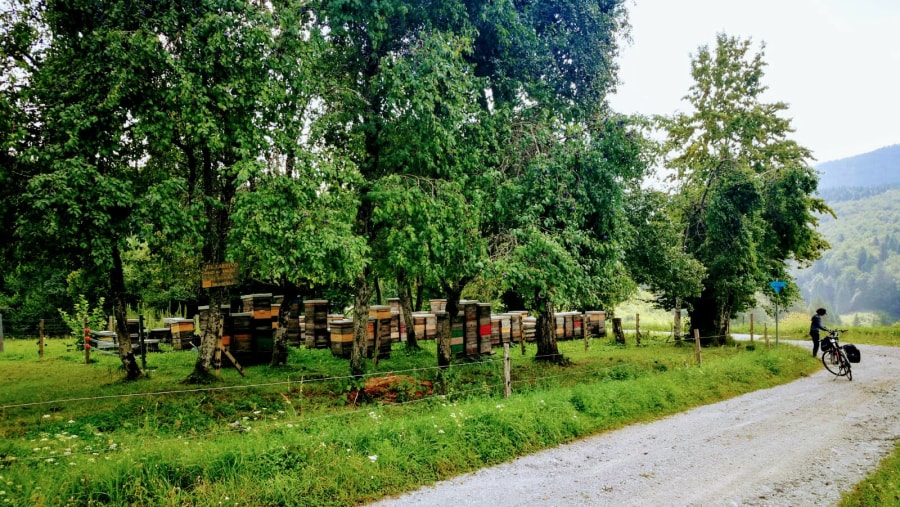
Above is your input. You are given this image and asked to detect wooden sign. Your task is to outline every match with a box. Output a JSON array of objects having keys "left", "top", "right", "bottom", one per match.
[{"left": 202, "top": 262, "right": 239, "bottom": 288}]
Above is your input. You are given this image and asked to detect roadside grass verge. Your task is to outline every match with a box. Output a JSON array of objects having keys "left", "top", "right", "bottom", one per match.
[
  {"left": 0, "top": 336, "right": 820, "bottom": 506},
  {"left": 730, "top": 314, "right": 900, "bottom": 348},
  {"left": 840, "top": 440, "right": 900, "bottom": 507}
]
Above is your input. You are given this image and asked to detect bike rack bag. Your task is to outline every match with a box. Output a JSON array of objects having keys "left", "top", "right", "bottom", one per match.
[{"left": 842, "top": 344, "right": 861, "bottom": 363}]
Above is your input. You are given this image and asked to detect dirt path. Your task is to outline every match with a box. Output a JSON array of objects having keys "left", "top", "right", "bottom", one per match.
[{"left": 370, "top": 342, "right": 900, "bottom": 507}]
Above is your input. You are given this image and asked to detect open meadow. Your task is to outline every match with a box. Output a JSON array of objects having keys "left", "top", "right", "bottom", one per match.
[{"left": 0, "top": 332, "right": 826, "bottom": 507}]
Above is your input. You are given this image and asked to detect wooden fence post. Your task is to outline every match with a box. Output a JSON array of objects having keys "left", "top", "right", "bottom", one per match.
[
  {"left": 39, "top": 319, "right": 44, "bottom": 359},
  {"left": 503, "top": 343, "right": 511, "bottom": 398},
  {"left": 520, "top": 319, "right": 526, "bottom": 356},
  {"left": 693, "top": 328, "right": 702, "bottom": 366},
  {"left": 84, "top": 319, "right": 91, "bottom": 364},
  {"left": 673, "top": 306, "right": 682, "bottom": 341},
  {"left": 0, "top": 313, "right": 4, "bottom": 353},
  {"left": 583, "top": 312, "right": 589, "bottom": 351},
  {"left": 764, "top": 323, "right": 769, "bottom": 349},
  {"left": 635, "top": 313, "right": 641, "bottom": 346}
]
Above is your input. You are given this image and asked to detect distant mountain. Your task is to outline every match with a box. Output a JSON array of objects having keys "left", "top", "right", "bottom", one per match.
[
  {"left": 815, "top": 144, "right": 900, "bottom": 189},
  {"left": 793, "top": 145, "right": 900, "bottom": 323}
]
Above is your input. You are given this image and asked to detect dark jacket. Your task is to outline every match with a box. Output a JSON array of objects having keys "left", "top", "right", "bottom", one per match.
[{"left": 810, "top": 314, "right": 828, "bottom": 336}]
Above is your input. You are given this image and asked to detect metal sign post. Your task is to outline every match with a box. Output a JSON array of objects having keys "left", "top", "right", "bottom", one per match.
[{"left": 769, "top": 281, "right": 787, "bottom": 347}]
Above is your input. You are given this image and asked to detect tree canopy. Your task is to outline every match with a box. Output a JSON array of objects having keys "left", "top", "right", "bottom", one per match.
[
  {"left": 1, "top": 2, "right": 845, "bottom": 383},
  {"left": 661, "top": 34, "right": 832, "bottom": 342}
]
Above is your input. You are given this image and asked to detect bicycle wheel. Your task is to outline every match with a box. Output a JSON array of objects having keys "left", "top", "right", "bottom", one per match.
[
  {"left": 822, "top": 348, "right": 843, "bottom": 376},
  {"left": 841, "top": 354, "right": 852, "bottom": 381}
]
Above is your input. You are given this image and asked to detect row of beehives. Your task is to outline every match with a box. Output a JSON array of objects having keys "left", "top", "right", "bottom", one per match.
[
  {"left": 192, "top": 294, "right": 608, "bottom": 361},
  {"left": 292, "top": 298, "right": 608, "bottom": 359}
]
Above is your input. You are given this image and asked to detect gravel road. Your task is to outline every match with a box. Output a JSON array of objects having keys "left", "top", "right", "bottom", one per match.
[{"left": 369, "top": 341, "right": 900, "bottom": 507}]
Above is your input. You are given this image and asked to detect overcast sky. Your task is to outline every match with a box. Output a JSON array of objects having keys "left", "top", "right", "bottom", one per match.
[{"left": 608, "top": 0, "right": 900, "bottom": 164}]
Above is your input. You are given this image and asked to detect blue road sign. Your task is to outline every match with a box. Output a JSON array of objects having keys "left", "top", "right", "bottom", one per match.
[{"left": 769, "top": 281, "right": 787, "bottom": 293}]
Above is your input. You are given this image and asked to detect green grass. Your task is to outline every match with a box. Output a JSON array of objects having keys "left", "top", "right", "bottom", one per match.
[
  {"left": 730, "top": 312, "right": 900, "bottom": 347},
  {"left": 840, "top": 440, "right": 900, "bottom": 507},
  {"left": 0, "top": 334, "right": 866, "bottom": 506}
]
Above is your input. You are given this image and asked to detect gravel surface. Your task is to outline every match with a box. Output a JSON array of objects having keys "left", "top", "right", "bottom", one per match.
[{"left": 369, "top": 341, "right": 900, "bottom": 507}]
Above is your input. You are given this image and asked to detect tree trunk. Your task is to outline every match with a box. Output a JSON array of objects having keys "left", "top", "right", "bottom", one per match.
[
  {"left": 187, "top": 146, "right": 234, "bottom": 383},
  {"left": 269, "top": 278, "right": 294, "bottom": 366},
  {"left": 612, "top": 317, "right": 626, "bottom": 344},
  {"left": 673, "top": 299, "right": 682, "bottom": 342},
  {"left": 414, "top": 281, "right": 424, "bottom": 312},
  {"left": 686, "top": 288, "right": 729, "bottom": 346},
  {"left": 190, "top": 286, "right": 224, "bottom": 382},
  {"left": 534, "top": 290, "right": 562, "bottom": 363},
  {"left": 398, "top": 270, "right": 419, "bottom": 350},
  {"left": 110, "top": 244, "right": 142, "bottom": 380},
  {"left": 436, "top": 311, "right": 451, "bottom": 368},
  {"left": 351, "top": 267, "right": 372, "bottom": 378}
]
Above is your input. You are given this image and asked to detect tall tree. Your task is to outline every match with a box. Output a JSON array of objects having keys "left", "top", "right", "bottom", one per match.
[
  {"left": 492, "top": 113, "right": 645, "bottom": 362},
  {"left": 312, "top": 0, "right": 481, "bottom": 376},
  {"left": 7, "top": 0, "right": 183, "bottom": 378},
  {"left": 662, "top": 34, "right": 832, "bottom": 343}
]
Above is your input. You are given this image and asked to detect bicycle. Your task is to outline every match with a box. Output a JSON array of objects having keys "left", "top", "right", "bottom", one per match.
[{"left": 820, "top": 329, "right": 851, "bottom": 381}]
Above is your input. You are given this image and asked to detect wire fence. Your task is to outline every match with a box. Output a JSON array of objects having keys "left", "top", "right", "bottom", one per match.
[
  {"left": 0, "top": 313, "right": 71, "bottom": 339},
  {"left": 0, "top": 322, "right": 744, "bottom": 473}
]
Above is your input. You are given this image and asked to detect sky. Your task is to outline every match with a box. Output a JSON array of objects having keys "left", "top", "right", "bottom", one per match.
[{"left": 608, "top": 0, "right": 900, "bottom": 164}]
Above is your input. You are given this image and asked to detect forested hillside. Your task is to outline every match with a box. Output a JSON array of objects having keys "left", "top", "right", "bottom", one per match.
[{"left": 795, "top": 186, "right": 900, "bottom": 321}]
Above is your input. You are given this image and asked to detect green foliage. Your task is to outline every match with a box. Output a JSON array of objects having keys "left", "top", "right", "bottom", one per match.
[
  {"left": 57, "top": 294, "right": 106, "bottom": 347},
  {"left": 623, "top": 189, "right": 705, "bottom": 309},
  {"left": 662, "top": 34, "right": 831, "bottom": 339}
]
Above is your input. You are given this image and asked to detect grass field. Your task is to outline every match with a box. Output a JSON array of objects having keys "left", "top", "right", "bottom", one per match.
[{"left": 0, "top": 332, "right": 824, "bottom": 506}]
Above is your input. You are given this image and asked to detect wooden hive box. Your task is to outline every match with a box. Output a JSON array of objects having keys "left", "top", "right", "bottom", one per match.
[
  {"left": 499, "top": 314, "right": 511, "bottom": 344},
  {"left": 412, "top": 312, "right": 428, "bottom": 340},
  {"left": 523, "top": 316, "right": 537, "bottom": 342},
  {"left": 429, "top": 299, "right": 447, "bottom": 313},
  {"left": 270, "top": 303, "right": 281, "bottom": 329},
  {"left": 241, "top": 293, "right": 272, "bottom": 320},
  {"left": 329, "top": 319, "right": 354, "bottom": 358},
  {"left": 164, "top": 318, "right": 195, "bottom": 350},
  {"left": 554, "top": 312, "right": 565, "bottom": 339},
  {"left": 304, "top": 299, "right": 330, "bottom": 349},
  {"left": 586, "top": 310, "right": 607, "bottom": 337},
  {"left": 450, "top": 317, "right": 464, "bottom": 355},
  {"left": 490, "top": 316, "right": 502, "bottom": 347},
  {"left": 425, "top": 313, "right": 436, "bottom": 340}
]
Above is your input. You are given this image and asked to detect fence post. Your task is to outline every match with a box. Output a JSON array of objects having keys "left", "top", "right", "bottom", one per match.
[
  {"left": 693, "top": 328, "right": 702, "bottom": 366},
  {"left": 635, "top": 313, "right": 641, "bottom": 346},
  {"left": 520, "top": 320, "right": 526, "bottom": 356},
  {"left": 583, "top": 312, "right": 589, "bottom": 351},
  {"left": 1, "top": 312, "right": 5, "bottom": 353},
  {"left": 764, "top": 323, "right": 769, "bottom": 349},
  {"left": 39, "top": 319, "right": 45, "bottom": 358},
  {"left": 84, "top": 319, "right": 91, "bottom": 365},
  {"left": 139, "top": 314, "right": 147, "bottom": 370},
  {"left": 750, "top": 313, "right": 754, "bottom": 342},
  {"left": 503, "top": 342, "right": 511, "bottom": 398}
]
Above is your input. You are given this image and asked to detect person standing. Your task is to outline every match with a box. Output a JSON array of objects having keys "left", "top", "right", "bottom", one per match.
[{"left": 809, "top": 308, "right": 829, "bottom": 356}]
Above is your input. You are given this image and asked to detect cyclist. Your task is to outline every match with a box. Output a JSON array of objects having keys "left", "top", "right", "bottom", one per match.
[{"left": 809, "top": 307, "right": 830, "bottom": 357}]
